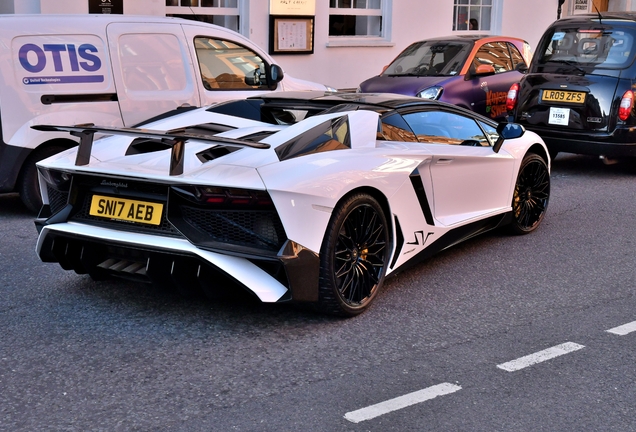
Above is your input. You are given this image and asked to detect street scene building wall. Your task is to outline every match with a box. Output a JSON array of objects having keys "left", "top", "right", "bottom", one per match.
[{"left": 1, "top": 0, "right": 633, "bottom": 89}]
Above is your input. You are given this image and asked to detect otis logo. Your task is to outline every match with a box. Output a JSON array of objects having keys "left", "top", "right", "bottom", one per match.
[
  {"left": 19, "top": 43, "right": 101, "bottom": 72},
  {"left": 19, "top": 42, "right": 104, "bottom": 85}
]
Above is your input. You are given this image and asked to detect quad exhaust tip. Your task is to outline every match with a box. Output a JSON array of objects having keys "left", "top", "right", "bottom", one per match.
[{"left": 97, "top": 258, "right": 147, "bottom": 276}]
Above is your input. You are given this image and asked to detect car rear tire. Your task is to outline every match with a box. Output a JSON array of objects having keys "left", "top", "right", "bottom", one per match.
[
  {"left": 316, "top": 193, "right": 389, "bottom": 316},
  {"left": 18, "top": 145, "right": 67, "bottom": 213},
  {"left": 510, "top": 153, "right": 550, "bottom": 234}
]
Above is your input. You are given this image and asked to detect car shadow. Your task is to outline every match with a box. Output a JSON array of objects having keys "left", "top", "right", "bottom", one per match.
[
  {"left": 551, "top": 152, "right": 636, "bottom": 177},
  {"left": 63, "top": 274, "right": 346, "bottom": 327},
  {"left": 0, "top": 193, "right": 33, "bottom": 216}
]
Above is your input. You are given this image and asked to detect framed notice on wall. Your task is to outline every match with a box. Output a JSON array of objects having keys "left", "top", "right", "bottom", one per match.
[
  {"left": 269, "top": 16, "right": 315, "bottom": 54},
  {"left": 89, "top": 0, "right": 123, "bottom": 14}
]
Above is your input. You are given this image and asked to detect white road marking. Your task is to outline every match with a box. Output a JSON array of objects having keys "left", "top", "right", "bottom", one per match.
[
  {"left": 496, "top": 342, "right": 585, "bottom": 372},
  {"left": 606, "top": 321, "right": 636, "bottom": 335},
  {"left": 344, "top": 382, "right": 462, "bottom": 423}
]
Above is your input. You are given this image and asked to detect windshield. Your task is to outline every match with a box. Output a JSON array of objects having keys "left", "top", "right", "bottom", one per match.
[
  {"left": 382, "top": 40, "right": 472, "bottom": 77},
  {"left": 537, "top": 25, "right": 636, "bottom": 70}
]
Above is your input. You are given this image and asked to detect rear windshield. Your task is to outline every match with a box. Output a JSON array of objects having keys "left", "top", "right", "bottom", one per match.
[
  {"left": 382, "top": 41, "right": 472, "bottom": 77},
  {"left": 536, "top": 24, "right": 636, "bottom": 71}
]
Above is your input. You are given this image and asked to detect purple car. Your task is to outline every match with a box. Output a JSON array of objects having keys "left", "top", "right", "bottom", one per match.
[{"left": 358, "top": 35, "right": 531, "bottom": 121}]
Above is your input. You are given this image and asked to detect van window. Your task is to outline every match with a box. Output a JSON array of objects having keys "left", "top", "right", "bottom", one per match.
[
  {"left": 194, "top": 37, "right": 269, "bottom": 91},
  {"left": 119, "top": 33, "right": 188, "bottom": 91},
  {"left": 537, "top": 26, "right": 636, "bottom": 69}
]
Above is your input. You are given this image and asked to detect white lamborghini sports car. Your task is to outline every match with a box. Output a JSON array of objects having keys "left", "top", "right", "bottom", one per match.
[{"left": 33, "top": 92, "right": 550, "bottom": 316}]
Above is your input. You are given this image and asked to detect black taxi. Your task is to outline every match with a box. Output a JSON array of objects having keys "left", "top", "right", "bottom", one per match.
[{"left": 506, "top": 12, "right": 636, "bottom": 161}]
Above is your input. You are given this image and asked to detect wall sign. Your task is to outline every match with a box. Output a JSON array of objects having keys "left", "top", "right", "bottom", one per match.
[
  {"left": 89, "top": 0, "right": 123, "bottom": 14},
  {"left": 270, "top": 0, "right": 315, "bottom": 16},
  {"left": 573, "top": 0, "right": 589, "bottom": 14}
]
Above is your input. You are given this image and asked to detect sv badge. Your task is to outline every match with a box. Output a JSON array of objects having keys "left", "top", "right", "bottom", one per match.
[{"left": 407, "top": 231, "right": 434, "bottom": 246}]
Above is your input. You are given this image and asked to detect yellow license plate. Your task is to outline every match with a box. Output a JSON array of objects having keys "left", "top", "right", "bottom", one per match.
[
  {"left": 89, "top": 194, "right": 163, "bottom": 225},
  {"left": 542, "top": 90, "right": 586, "bottom": 104}
]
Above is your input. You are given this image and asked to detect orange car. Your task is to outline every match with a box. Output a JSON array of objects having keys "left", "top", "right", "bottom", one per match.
[{"left": 358, "top": 35, "right": 532, "bottom": 121}]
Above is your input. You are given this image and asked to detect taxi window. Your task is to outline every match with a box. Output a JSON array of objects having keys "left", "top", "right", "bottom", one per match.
[{"left": 538, "top": 26, "right": 636, "bottom": 69}]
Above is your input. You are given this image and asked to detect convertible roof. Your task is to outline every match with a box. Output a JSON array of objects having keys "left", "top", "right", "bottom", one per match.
[
  {"left": 252, "top": 91, "right": 428, "bottom": 108},
  {"left": 206, "top": 91, "right": 490, "bottom": 126},
  {"left": 210, "top": 90, "right": 442, "bottom": 114}
]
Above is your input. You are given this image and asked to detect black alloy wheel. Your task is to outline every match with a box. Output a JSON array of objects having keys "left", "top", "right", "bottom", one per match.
[
  {"left": 510, "top": 153, "right": 550, "bottom": 234},
  {"left": 317, "top": 193, "right": 389, "bottom": 316}
]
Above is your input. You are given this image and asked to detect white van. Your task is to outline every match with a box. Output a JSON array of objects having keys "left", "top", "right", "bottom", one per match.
[{"left": 0, "top": 14, "right": 333, "bottom": 211}]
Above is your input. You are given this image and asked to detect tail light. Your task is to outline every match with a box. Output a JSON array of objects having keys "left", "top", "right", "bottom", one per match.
[
  {"left": 506, "top": 83, "right": 519, "bottom": 112},
  {"left": 618, "top": 90, "right": 634, "bottom": 121},
  {"left": 38, "top": 167, "right": 72, "bottom": 192},
  {"left": 171, "top": 185, "right": 274, "bottom": 208}
]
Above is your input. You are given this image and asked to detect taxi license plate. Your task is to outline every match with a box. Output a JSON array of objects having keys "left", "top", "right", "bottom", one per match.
[
  {"left": 89, "top": 194, "right": 163, "bottom": 225},
  {"left": 542, "top": 89, "right": 586, "bottom": 104}
]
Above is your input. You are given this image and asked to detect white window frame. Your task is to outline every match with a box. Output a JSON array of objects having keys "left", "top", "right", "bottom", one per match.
[
  {"left": 165, "top": 0, "right": 247, "bottom": 36},
  {"left": 327, "top": 0, "right": 394, "bottom": 48},
  {"left": 452, "top": 0, "right": 502, "bottom": 34}
]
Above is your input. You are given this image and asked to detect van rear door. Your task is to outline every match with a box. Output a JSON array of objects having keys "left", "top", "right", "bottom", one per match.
[{"left": 107, "top": 22, "right": 200, "bottom": 126}]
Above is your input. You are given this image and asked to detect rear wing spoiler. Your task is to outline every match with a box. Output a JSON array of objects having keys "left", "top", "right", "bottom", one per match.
[{"left": 31, "top": 123, "right": 270, "bottom": 176}]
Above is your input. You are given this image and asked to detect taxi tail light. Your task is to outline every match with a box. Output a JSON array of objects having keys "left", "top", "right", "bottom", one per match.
[
  {"left": 618, "top": 90, "right": 634, "bottom": 121},
  {"left": 506, "top": 83, "right": 519, "bottom": 112}
]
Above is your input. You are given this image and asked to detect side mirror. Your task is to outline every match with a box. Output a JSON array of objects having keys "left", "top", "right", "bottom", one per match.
[
  {"left": 269, "top": 64, "right": 285, "bottom": 85},
  {"left": 474, "top": 64, "right": 496, "bottom": 76},
  {"left": 515, "top": 63, "right": 529, "bottom": 73},
  {"left": 244, "top": 67, "right": 262, "bottom": 86},
  {"left": 493, "top": 122, "right": 525, "bottom": 153}
]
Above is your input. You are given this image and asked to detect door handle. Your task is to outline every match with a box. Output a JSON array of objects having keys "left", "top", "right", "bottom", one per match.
[{"left": 436, "top": 158, "right": 453, "bottom": 164}]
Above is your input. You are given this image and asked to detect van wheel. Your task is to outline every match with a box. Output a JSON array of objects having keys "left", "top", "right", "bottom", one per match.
[{"left": 18, "top": 145, "right": 67, "bottom": 213}]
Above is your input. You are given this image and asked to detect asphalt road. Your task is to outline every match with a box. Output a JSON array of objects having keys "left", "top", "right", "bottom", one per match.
[{"left": 1, "top": 153, "right": 635, "bottom": 431}]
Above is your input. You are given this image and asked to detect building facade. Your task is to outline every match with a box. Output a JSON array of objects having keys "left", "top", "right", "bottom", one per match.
[{"left": 0, "top": 0, "right": 633, "bottom": 90}]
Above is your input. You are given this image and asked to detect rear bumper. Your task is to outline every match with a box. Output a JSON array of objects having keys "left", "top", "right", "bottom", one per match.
[
  {"left": 522, "top": 127, "right": 636, "bottom": 157},
  {"left": 544, "top": 136, "right": 636, "bottom": 157},
  {"left": 35, "top": 222, "right": 320, "bottom": 303}
]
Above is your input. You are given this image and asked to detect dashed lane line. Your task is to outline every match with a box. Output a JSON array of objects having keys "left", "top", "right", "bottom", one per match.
[
  {"left": 344, "top": 382, "right": 462, "bottom": 423},
  {"left": 496, "top": 342, "right": 585, "bottom": 372},
  {"left": 345, "top": 327, "right": 628, "bottom": 423},
  {"left": 606, "top": 321, "right": 636, "bottom": 336}
]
